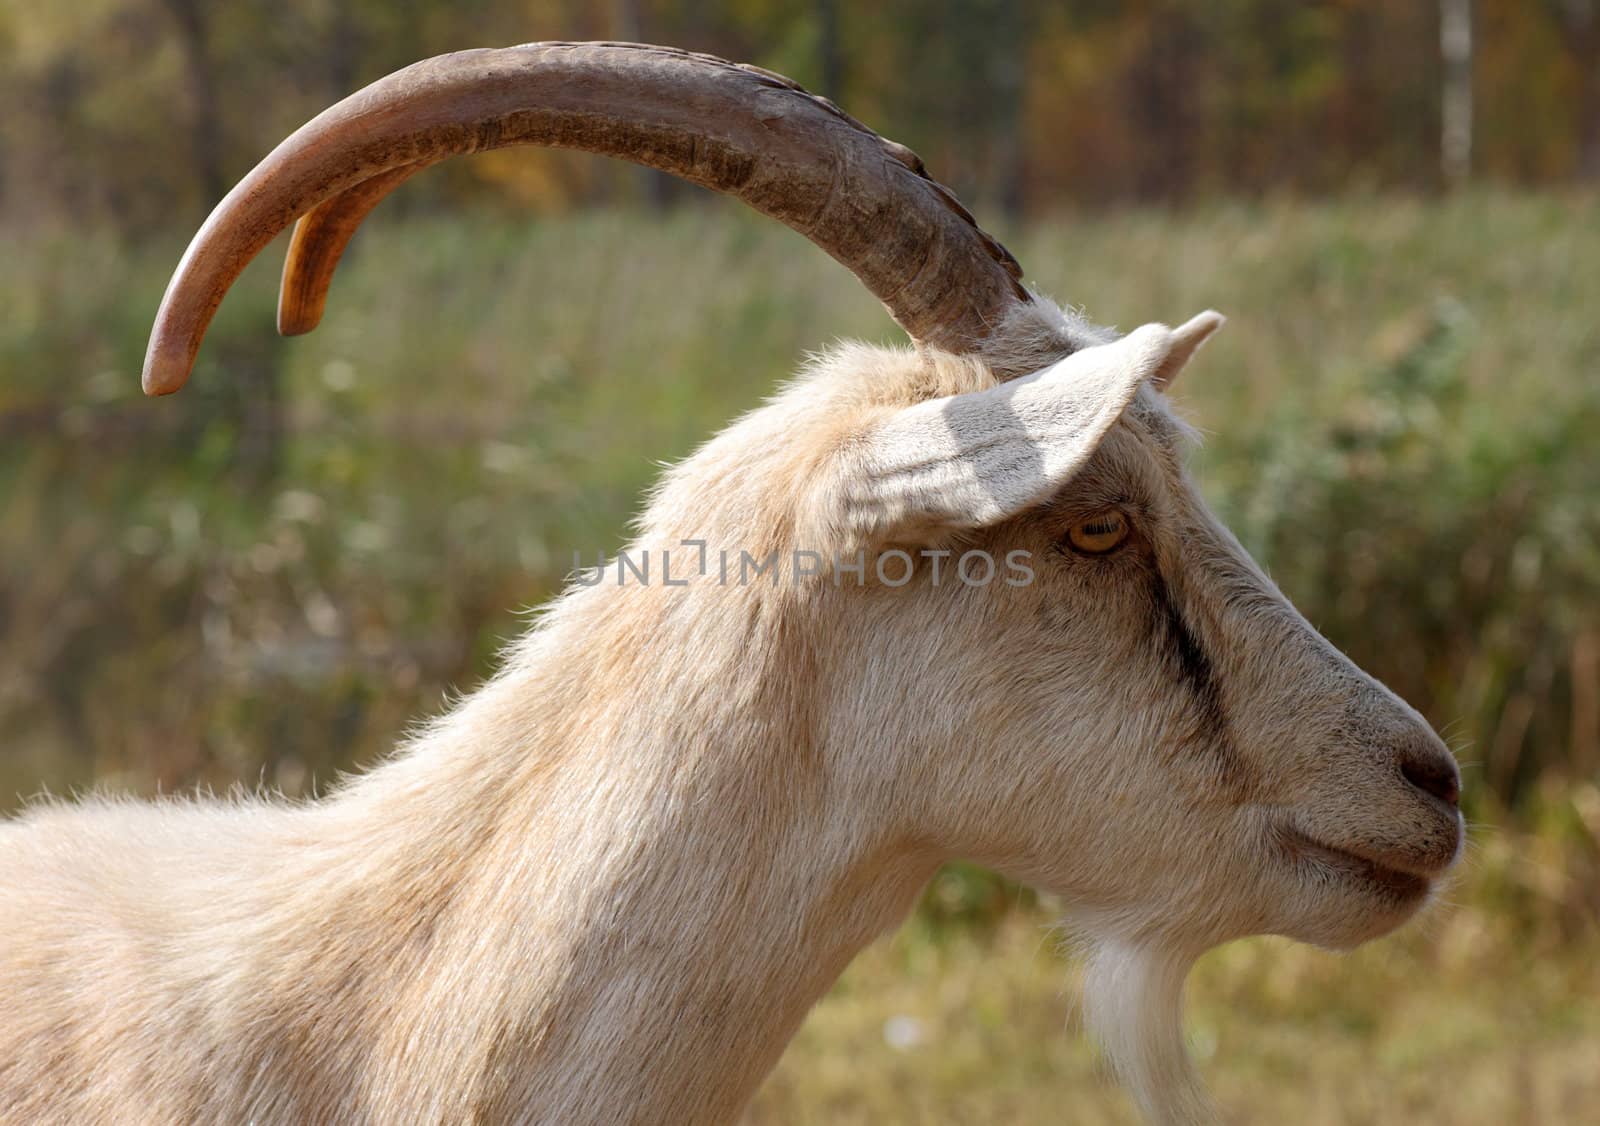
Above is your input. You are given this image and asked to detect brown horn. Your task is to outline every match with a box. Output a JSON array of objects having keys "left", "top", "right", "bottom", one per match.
[
  {"left": 143, "top": 41, "right": 1029, "bottom": 396},
  {"left": 276, "top": 163, "right": 424, "bottom": 337}
]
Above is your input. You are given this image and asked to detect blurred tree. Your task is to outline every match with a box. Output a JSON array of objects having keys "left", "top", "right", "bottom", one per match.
[
  {"left": 1440, "top": 0, "right": 1474, "bottom": 186},
  {"left": 0, "top": 1, "right": 1597, "bottom": 230},
  {"left": 815, "top": 0, "right": 842, "bottom": 98},
  {"left": 1123, "top": 0, "right": 1202, "bottom": 203},
  {"left": 157, "top": 0, "right": 224, "bottom": 205},
  {"left": 1550, "top": 0, "right": 1600, "bottom": 178},
  {"left": 846, "top": 0, "right": 1029, "bottom": 213}
]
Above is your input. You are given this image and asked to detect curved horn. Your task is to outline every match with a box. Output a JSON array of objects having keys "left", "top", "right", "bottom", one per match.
[
  {"left": 144, "top": 41, "right": 1029, "bottom": 396},
  {"left": 276, "top": 163, "right": 424, "bottom": 337}
]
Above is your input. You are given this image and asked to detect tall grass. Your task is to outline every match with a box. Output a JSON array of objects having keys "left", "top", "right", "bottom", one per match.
[{"left": 3, "top": 190, "right": 1598, "bottom": 1123}]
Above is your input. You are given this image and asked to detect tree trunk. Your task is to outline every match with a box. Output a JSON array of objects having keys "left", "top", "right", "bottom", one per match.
[
  {"left": 1439, "top": 0, "right": 1474, "bottom": 188},
  {"left": 1128, "top": 9, "right": 1199, "bottom": 204},
  {"left": 816, "top": 0, "right": 843, "bottom": 100},
  {"left": 325, "top": 3, "right": 361, "bottom": 100},
  {"left": 1580, "top": 60, "right": 1600, "bottom": 178},
  {"left": 159, "top": 0, "right": 226, "bottom": 206},
  {"left": 1573, "top": 13, "right": 1600, "bottom": 178},
  {"left": 1549, "top": 0, "right": 1600, "bottom": 178},
  {"left": 988, "top": 1, "right": 1027, "bottom": 218}
]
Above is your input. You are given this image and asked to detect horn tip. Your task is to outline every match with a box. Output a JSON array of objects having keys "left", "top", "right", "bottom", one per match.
[
  {"left": 141, "top": 341, "right": 193, "bottom": 397},
  {"left": 276, "top": 301, "right": 322, "bottom": 338}
]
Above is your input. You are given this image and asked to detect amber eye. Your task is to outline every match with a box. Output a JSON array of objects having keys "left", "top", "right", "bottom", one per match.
[{"left": 1066, "top": 509, "right": 1131, "bottom": 554}]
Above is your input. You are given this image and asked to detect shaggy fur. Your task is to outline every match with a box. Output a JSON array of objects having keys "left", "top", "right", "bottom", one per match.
[{"left": 0, "top": 296, "right": 1461, "bottom": 1125}]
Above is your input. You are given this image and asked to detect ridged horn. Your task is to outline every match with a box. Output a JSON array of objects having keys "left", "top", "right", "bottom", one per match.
[{"left": 143, "top": 41, "right": 1029, "bottom": 396}]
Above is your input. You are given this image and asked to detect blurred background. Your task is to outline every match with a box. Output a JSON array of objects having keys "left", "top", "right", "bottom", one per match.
[{"left": 1, "top": 1, "right": 1597, "bottom": 1121}]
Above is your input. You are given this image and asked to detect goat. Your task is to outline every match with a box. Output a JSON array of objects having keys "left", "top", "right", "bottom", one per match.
[{"left": 0, "top": 42, "right": 1463, "bottom": 1125}]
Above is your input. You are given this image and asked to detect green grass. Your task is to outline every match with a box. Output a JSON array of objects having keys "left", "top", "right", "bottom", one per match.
[{"left": 2, "top": 191, "right": 1598, "bottom": 1121}]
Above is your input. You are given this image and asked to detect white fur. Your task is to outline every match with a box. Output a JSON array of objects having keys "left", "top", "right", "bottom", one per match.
[{"left": 1083, "top": 941, "right": 1210, "bottom": 1125}]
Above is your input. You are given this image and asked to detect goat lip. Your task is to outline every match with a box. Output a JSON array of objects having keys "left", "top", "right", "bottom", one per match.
[{"left": 1274, "top": 826, "right": 1434, "bottom": 898}]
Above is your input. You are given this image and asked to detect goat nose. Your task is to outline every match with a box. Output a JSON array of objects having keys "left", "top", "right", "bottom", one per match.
[{"left": 1400, "top": 742, "right": 1461, "bottom": 808}]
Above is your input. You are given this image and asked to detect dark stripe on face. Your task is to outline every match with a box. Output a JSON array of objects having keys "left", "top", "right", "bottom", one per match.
[{"left": 1146, "top": 567, "right": 1238, "bottom": 772}]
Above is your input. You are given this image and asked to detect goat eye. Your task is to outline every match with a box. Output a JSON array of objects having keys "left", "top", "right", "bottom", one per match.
[{"left": 1066, "top": 509, "right": 1130, "bottom": 554}]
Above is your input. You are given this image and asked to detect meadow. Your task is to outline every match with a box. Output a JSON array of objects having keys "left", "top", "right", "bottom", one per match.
[{"left": 2, "top": 190, "right": 1597, "bottom": 1121}]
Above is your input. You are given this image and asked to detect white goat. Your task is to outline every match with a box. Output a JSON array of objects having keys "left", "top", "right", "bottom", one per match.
[{"left": 0, "top": 42, "right": 1462, "bottom": 1126}]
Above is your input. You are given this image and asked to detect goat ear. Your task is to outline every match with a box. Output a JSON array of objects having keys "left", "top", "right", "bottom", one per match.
[
  {"left": 1150, "top": 309, "right": 1225, "bottom": 392},
  {"left": 843, "top": 322, "right": 1180, "bottom": 537}
]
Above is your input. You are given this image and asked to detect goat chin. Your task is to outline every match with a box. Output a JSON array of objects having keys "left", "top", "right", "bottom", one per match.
[{"left": 1081, "top": 939, "right": 1215, "bottom": 1126}]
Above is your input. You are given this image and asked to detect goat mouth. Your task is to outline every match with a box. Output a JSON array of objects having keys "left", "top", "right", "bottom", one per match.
[{"left": 1274, "top": 826, "right": 1432, "bottom": 900}]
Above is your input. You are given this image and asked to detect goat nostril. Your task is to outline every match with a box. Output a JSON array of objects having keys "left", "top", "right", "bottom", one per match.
[{"left": 1402, "top": 754, "right": 1460, "bottom": 808}]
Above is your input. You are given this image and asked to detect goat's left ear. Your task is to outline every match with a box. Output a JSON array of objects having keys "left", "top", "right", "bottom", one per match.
[
  {"left": 838, "top": 321, "right": 1185, "bottom": 541},
  {"left": 1150, "top": 309, "right": 1225, "bottom": 392}
]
